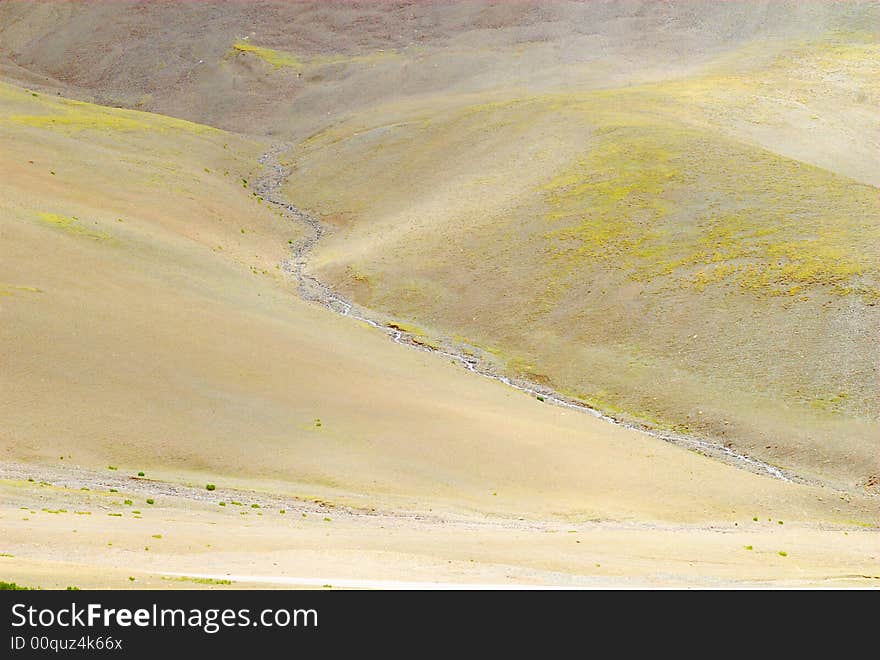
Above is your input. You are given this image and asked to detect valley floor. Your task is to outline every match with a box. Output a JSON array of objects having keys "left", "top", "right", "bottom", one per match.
[{"left": 1, "top": 462, "right": 878, "bottom": 590}]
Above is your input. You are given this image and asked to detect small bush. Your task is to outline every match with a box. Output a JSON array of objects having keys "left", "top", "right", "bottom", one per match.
[
  {"left": 124, "top": 500, "right": 132, "bottom": 506},
  {"left": 778, "top": 551, "right": 788, "bottom": 557},
  {"left": 206, "top": 484, "right": 216, "bottom": 491},
  {"left": 251, "top": 503, "right": 260, "bottom": 509},
  {"left": 108, "top": 466, "right": 118, "bottom": 471},
  {"left": 219, "top": 502, "right": 226, "bottom": 507},
  {"left": 66, "top": 586, "right": 79, "bottom": 591},
  {"left": 137, "top": 471, "right": 145, "bottom": 477},
  {"left": 146, "top": 499, "right": 154, "bottom": 505}
]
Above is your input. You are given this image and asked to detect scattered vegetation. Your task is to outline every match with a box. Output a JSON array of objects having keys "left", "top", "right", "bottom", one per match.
[
  {"left": 231, "top": 41, "right": 303, "bottom": 69},
  {"left": 34, "top": 212, "right": 114, "bottom": 242},
  {"left": 163, "top": 576, "right": 233, "bottom": 586}
]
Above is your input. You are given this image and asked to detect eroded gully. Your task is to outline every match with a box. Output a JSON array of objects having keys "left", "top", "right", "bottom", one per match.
[{"left": 254, "top": 143, "right": 796, "bottom": 484}]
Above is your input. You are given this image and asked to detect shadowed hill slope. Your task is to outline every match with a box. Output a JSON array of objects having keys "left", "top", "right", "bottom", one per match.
[{"left": 2, "top": 0, "right": 875, "bottom": 140}]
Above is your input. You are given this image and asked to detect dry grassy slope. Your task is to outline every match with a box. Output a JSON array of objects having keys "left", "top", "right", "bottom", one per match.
[
  {"left": 2, "top": 1, "right": 876, "bottom": 493},
  {"left": 2, "top": 79, "right": 876, "bottom": 528},
  {"left": 280, "top": 30, "right": 880, "bottom": 492}
]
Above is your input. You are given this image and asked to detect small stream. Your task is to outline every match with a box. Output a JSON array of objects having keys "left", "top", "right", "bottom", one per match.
[{"left": 255, "top": 144, "right": 795, "bottom": 484}]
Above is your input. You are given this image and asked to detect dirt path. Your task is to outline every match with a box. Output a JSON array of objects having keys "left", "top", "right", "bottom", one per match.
[
  {"left": 0, "top": 460, "right": 733, "bottom": 535},
  {"left": 254, "top": 144, "right": 802, "bottom": 485}
]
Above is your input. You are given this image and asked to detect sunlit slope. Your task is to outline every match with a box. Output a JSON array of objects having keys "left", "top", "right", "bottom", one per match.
[
  {"left": 282, "top": 33, "right": 880, "bottom": 492},
  {"left": 2, "top": 81, "right": 874, "bottom": 525}
]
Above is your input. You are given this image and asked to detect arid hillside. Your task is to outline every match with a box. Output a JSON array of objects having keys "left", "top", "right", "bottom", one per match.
[
  {"left": 3, "top": 0, "right": 879, "bottom": 488},
  {"left": 0, "top": 1, "right": 877, "bottom": 588}
]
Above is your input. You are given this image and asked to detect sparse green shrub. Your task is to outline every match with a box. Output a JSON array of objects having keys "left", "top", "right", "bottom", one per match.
[
  {"left": 206, "top": 484, "right": 216, "bottom": 491},
  {"left": 137, "top": 471, "right": 145, "bottom": 477},
  {"left": 146, "top": 499, "right": 154, "bottom": 505}
]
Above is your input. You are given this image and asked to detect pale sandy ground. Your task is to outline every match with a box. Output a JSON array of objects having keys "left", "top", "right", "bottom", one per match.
[{"left": 1, "top": 472, "right": 878, "bottom": 589}]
